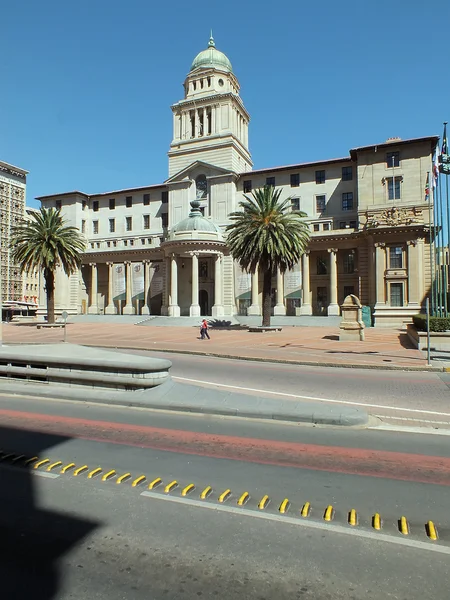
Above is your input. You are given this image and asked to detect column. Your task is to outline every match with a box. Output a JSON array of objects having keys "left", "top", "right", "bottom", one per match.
[
  {"left": 299, "top": 251, "right": 312, "bottom": 315},
  {"left": 212, "top": 253, "right": 224, "bottom": 317},
  {"left": 247, "top": 269, "right": 261, "bottom": 315},
  {"left": 123, "top": 261, "right": 135, "bottom": 314},
  {"left": 161, "top": 257, "right": 170, "bottom": 316},
  {"left": 181, "top": 113, "right": 186, "bottom": 139},
  {"left": 274, "top": 268, "right": 286, "bottom": 315},
  {"left": 194, "top": 109, "right": 199, "bottom": 138},
  {"left": 374, "top": 243, "right": 386, "bottom": 306},
  {"left": 202, "top": 107, "right": 207, "bottom": 136},
  {"left": 88, "top": 263, "right": 98, "bottom": 314},
  {"left": 327, "top": 248, "right": 340, "bottom": 315},
  {"left": 168, "top": 254, "right": 180, "bottom": 317},
  {"left": 211, "top": 106, "right": 216, "bottom": 134},
  {"left": 407, "top": 240, "right": 421, "bottom": 308},
  {"left": 190, "top": 252, "right": 200, "bottom": 316},
  {"left": 105, "top": 262, "right": 116, "bottom": 315},
  {"left": 141, "top": 260, "right": 151, "bottom": 315}
]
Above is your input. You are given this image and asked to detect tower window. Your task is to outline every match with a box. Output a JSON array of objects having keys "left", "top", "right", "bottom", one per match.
[
  {"left": 126, "top": 196, "right": 132, "bottom": 208},
  {"left": 195, "top": 174, "right": 207, "bottom": 199},
  {"left": 207, "top": 77, "right": 211, "bottom": 86}
]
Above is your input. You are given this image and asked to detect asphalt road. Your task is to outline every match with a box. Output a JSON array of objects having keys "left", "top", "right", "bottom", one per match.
[
  {"left": 0, "top": 392, "right": 450, "bottom": 598},
  {"left": 122, "top": 350, "right": 450, "bottom": 428}
]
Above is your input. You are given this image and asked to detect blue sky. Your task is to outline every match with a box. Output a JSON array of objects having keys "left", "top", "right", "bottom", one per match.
[{"left": 1, "top": 0, "right": 448, "bottom": 208}]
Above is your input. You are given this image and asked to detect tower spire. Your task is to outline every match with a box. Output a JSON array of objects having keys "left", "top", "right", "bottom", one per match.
[{"left": 208, "top": 31, "right": 215, "bottom": 47}]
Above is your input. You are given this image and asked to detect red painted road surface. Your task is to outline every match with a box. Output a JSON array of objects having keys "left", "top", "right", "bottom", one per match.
[{"left": 1, "top": 408, "right": 450, "bottom": 486}]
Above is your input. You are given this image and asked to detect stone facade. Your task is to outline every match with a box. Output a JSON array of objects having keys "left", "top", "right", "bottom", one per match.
[{"left": 35, "top": 39, "right": 438, "bottom": 327}]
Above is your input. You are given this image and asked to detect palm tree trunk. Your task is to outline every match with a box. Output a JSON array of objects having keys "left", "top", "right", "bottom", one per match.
[
  {"left": 44, "top": 268, "right": 55, "bottom": 324},
  {"left": 262, "top": 268, "right": 273, "bottom": 327}
]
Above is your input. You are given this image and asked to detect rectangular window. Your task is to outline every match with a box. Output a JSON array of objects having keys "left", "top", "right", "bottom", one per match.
[
  {"left": 130, "top": 239, "right": 134, "bottom": 246},
  {"left": 389, "top": 246, "right": 403, "bottom": 269},
  {"left": 109, "top": 198, "right": 115, "bottom": 210},
  {"left": 243, "top": 180, "right": 252, "bottom": 193},
  {"left": 291, "top": 197, "right": 300, "bottom": 211},
  {"left": 342, "top": 192, "right": 354, "bottom": 211},
  {"left": 390, "top": 282, "right": 403, "bottom": 307},
  {"left": 344, "top": 285, "right": 355, "bottom": 298},
  {"left": 81, "top": 220, "right": 86, "bottom": 234},
  {"left": 387, "top": 177, "right": 401, "bottom": 200},
  {"left": 161, "top": 191, "right": 168, "bottom": 203},
  {"left": 93, "top": 220, "right": 99, "bottom": 234},
  {"left": 386, "top": 151, "right": 400, "bottom": 168},
  {"left": 141, "top": 238, "right": 146, "bottom": 245},
  {"left": 290, "top": 173, "right": 300, "bottom": 187},
  {"left": 323, "top": 223, "right": 330, "bottom": 231},
  {"left": 93, "top": 200, "right": 99, "bottom": 212},
  {"left": 339, "top": 221, "right": 347, "bottom": 229},
  {"left": 315, "top": 170, "right": 325, "bottom": 184},
  {"left": 342, "top": 166, "right": 353, "bottom": 181},
  {"left": 55, "top": 200, "right": 62, "bottom": 210},
  {"left": 109, "top": 218, "right": 115, "bottom": 233},
  {"left": 317, "top": 256, "right": 328, "bottom": 275},
  {"left": 350, "top": 220, "right": 357, "bottom": 229},
  {"left": 343, "top": 251, "right": 355, "bottom": 274},
  {"left": 161, "top": 213, "right": 168, "bottom": 228},
  {"left": 126, "top": 196, "right": 132, "bottom": 208},
  {"left": 313, "top": 223, "right": 320, "bottom": 232},
  {"left": 126, "top": 216, "right": 132, "bottom": 231},
  {"left": 266, "top": 176, "right": 275, "bottom": 187},
  {"left": 143, "top": 215, "right": 150, "bottom": 229},
  {"left": 143, "top": 193, "right": 150, "bottom": 205},
  {"left": 316, "top": 195, "right": 326, "bottom": 213}
]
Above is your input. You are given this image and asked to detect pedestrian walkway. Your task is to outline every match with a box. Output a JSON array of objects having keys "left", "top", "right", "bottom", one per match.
[{"left": 2, "top": 317, "right": 432, "bottom": 371}]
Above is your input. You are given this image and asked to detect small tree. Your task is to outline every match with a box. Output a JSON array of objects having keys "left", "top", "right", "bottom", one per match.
[
  {"left": 10, "top": 207, "right": 86, "bottom": 323},
  {"left": 226, "top": 186, "right": 310, "bottom": 327}
]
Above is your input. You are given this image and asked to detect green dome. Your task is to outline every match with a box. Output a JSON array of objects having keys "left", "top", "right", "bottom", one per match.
[
  {"left": 171, "top": 200, "right": 223, "bottom": 238},
  {"left": 190, "top": 35, "right": 233, "bottom": 74}
]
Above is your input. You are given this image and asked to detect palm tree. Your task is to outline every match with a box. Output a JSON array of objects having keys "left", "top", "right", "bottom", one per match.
[
  {"left": 10, "top": 207, "right": 86, "bottom": 324},
  {"left": 226, "top": 186, "right": 310, "bottom": 327}
]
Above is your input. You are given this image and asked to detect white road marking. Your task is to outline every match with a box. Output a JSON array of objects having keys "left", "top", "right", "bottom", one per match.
[
  {"left": 32, "top": 471, "right": 60, "bottom": 479},
  {"left": 369, "top": 424, "right": 450, "bottom": 436},
  {"left": 141, "top": 491, "right": 450, "bottom": 555},
  {"left": 173, "top": 376, "right": 450, "bottom": 417},
  {"left": 375, "top": 415, "right": 450, "bottom": 425}
]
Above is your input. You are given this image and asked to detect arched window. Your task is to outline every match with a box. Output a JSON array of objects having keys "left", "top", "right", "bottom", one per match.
[{"left": 195, "top": 175, "right": 207, "bottom": 199}]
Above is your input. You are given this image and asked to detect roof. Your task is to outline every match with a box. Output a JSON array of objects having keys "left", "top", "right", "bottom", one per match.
[
  {"left": 0, "top": 160, "right": 29, "bottom": 176},
  {"left": 349, "top": 135, "right": 439, "bottom": 159},
  {"left": 190, "top": 35, "right": 233, "bottom": 74},
  {"left": 239, "top": 156, "right": 352, "bottom": 177},
  {"left": 36, "top": 182, "right": 167, "bottom": 201}
]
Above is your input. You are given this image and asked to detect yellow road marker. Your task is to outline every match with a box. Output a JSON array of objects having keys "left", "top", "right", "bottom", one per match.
[
  {"left": 34, "top": 458, "right": 50, "bottom": 470},
  {"left": 301, "top": 502, "right": 311, "bottom": 518},
  {"left": 426, "top": 521, "right": 438, "bottom": 541},
  {"left": 148, "top": 477, "right": 162, "bottom": 490},
  {"left": 46, "top": 461, "right": 62, "bottom": 472},
  {"left": 132, "top": 475, "right": 146, "bottom": 487},
  {"left": 348, "top": 509, "right": 357, "bottom": 527},
  {"left": 279, "top": 498, "right": 290, "bottom": 514},
  {"left": 116, "top": 473, "right": 131, "bottom": 484},
  {"left": 181, "top": 483, "right": 195, "bottom": 497},
  {"left": 164, "top": 480, "right": 178, "bottom": 493},
  {"left": 258, "top": 495, "right": 270, "bottom": 510},
  {"left": 87, "top": 467, "right": 102, "bottom": 479},
  {"left": 218, "top": 489, "right": 231, "bottom": 503},
  {"left": 73, "top": 465, "right": 89, "bottom": 476},
  {"left": 24, "top": 456, "right": 39, "bottom": 466},
  {"left": 324, "top": 505, "right": 334, "bottom": 522},
  {"left": 372, "top": 513, "right": 382, "bottom": 530},
  {"left": 61, "top": 462, "right": 76, "bottom": 474},
  {"left": 101, "top": 469, "right": 116, "bottom": 482},
  {"left": 0, "top": 453, "right": 15, "bottom": 461},
  {"left": 237, "top": 492, "right": 250, "bottom": 506},
  {"left": 399, "top": 516, "right": 409, "bottom": 535},
  {"left": 11, "top": 455, "right": 26, "bottom": 463},
  {"left": 200, "top": 486, "right": 212, "bottom": 499}
]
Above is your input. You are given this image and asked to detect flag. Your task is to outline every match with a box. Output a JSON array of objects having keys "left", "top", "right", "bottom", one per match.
[
  {"left": 442, "top": 122, "right": 448, "bottom": 156},
  {"left": 425, "top": 172, "right": 430, "bottom": 201},
  {"left": 433, "top": 146, "right": 439, "bottom": 188}
]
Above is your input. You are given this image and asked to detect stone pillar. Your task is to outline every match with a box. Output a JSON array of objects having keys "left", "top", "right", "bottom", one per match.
[
  {"left": 141, "top": 260, "right": 151, "bottom": 315},
  {"left": 190, "top": 252, "right": 201, "bottom": 317},
  {"left": 374, "top": 243, "right": 386, "bottom": 306},
  {"left": 123, "top": 261, "right": 135, "bottom": 314},
  {"left": 299, "top": 252, "right": 312, "bottom": 315},
  {"left": 212, "top": 253, "right": 224, "bottom": 317},
  {"left": 327, "top": 248, "right": 340, "bottom": 316},
  {"left": 211, "top": 106, "right": 216, "bottom": 134},
  {"left": 202, "top": 107, "right": 207, "bottom": 136},
  {"left": 105, "top": 262, "right": 116, "bottom": 315},
  {"left": 273, "top": 268, "right": 286, "bottom": 315},
  {"left": 181, "top": 113, "right": 186, "bottom": 139},
  {"left": 407, "top": 240, "right": 421, "bottom": 308},
  {"left": 247, "top": 269, "right": 261, "bottom": 315},
  {"left": 161, "top": 257, "right": 170, "bottom": 316},
  {"left": 194, "top": 109, "right": 199, "bottom": 137},
  {"left": 168, "top": 254, "right": 180, "bottom": 317},
  {"left": 88, "top": 263, "right": 98, "bottom": 314}
]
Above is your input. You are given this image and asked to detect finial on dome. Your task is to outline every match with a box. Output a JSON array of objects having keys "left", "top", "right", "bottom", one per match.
[
  {"left": 208, "top": 31, "right": 215, "bottom": 47},
  {"left": 189, "top": 199, "right": 202, "bottom": 217}
]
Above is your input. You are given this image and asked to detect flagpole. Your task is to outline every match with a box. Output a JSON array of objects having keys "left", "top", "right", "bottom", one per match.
[{"left": 427, "top": 172, "right": 436, "bottom": 315}]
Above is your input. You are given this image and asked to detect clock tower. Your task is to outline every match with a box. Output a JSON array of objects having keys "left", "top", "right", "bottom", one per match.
[{"left": 168, "top": 35, "right": 253, "bottom": 177}]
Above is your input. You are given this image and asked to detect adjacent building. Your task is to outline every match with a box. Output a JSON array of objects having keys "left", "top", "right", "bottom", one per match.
[{"left": 36, "top": 37, "right": 438, "bottom": 326}]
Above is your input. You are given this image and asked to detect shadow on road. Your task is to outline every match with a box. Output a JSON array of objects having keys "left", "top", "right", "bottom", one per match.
[{"left": 0, "top": 425, "right": 100, "bottom": 599}]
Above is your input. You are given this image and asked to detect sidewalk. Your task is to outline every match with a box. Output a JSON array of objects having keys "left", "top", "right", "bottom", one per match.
[{"left": 1, "top": 318, "right": 436, "bottom": 371}]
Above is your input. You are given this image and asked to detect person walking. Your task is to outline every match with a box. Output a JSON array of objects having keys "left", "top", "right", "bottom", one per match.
[{"left": 200, "top": 319, "right": 210, "bottom": 340}]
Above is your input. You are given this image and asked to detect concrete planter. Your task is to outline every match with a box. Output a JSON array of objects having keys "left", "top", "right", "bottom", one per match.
[{"left": 406, "top": 323, "right": 450, "bottom": 351}]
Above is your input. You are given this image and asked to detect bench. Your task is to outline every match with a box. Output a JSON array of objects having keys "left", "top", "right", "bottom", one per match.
[
  {"left": 248, "top": 326, "right": 282, "bottom": 333},
  {"left": 36, "top": 323, "right": 66, "bottom": 329}
]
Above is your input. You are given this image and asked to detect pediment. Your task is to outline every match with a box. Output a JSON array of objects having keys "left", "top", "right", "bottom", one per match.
[{"left": 165, "top": 161, "right": 233, "bottom": 184}]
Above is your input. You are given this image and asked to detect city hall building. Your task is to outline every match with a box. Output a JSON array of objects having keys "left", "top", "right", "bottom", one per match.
[{"left": 37, "top": 36, "right": 437, "bottom": 327}]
